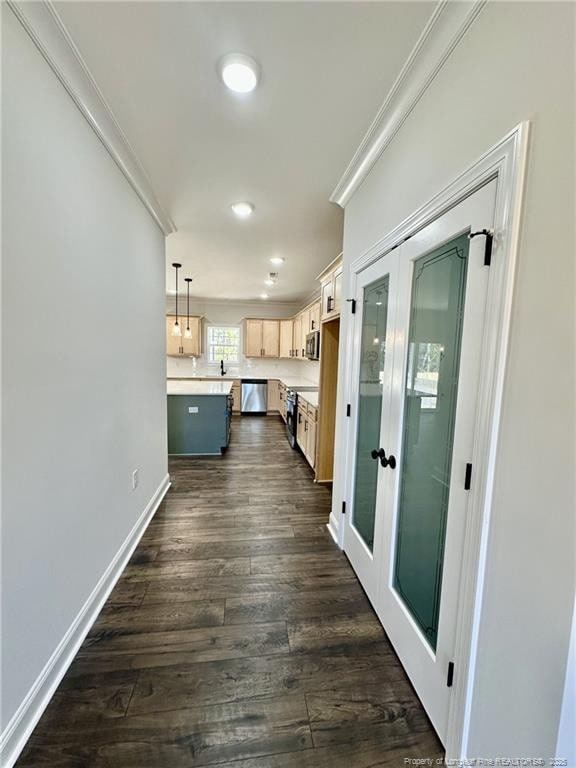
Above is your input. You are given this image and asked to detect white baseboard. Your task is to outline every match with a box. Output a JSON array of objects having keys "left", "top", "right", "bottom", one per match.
[
  {"left": 326, "top": 513, "right": 340, "bottom": 546},
  {"left": 0, "top": 473, "right": 171, "bottom": 768}
]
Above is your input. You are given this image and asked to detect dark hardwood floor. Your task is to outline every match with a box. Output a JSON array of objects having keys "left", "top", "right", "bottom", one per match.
[{"left": 17, "top": 416, "right": 442, "bottom": 767}]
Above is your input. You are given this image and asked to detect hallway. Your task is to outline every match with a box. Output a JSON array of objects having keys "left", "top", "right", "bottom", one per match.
[{"left": 17, "top": 417, "right": 442, "bottom": 767}]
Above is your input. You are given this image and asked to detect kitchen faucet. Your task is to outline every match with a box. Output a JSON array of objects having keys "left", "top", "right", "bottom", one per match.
[{"left": 220, "top": 360, "right": 227, "bottom": 377}]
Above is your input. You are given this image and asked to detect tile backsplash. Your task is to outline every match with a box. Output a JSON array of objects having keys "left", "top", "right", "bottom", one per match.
[{"left": 167, "top": 355, "right": 320, "bottom": 384}]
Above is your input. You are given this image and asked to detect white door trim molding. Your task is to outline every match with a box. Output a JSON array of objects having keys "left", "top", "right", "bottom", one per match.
[
  {"left": 329, "top": 0, "right": 487, "bottom": 208},
  {"left": 333, "top": 121, "right": 530, "bottom": 758},
  {"left": 6, "top": 0, "right": 176, "bottom": 236},
  {"left": 0, "top": 474, "right": 171, "bottom": 768}
]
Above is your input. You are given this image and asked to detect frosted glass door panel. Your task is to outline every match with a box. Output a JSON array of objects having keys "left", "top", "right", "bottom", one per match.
[
  {"left": 352, "top": 276, "right": 390, "bottom": 551},
  {"left": 393, "top": 234, "right": 469, "bottom": 650}
]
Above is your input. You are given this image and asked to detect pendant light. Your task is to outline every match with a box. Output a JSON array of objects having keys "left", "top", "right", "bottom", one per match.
[
  {"left": 171, "top": 262, "right": 182, "bottom": 336},
  {"left": 184, "top": 278, "right": 193, "bottom": 338}
]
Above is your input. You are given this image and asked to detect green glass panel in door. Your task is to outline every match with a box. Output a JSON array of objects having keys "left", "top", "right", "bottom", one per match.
[
  {"left": 352, "top": 275, "right": 390, "bottom": 551},
  {"left": 393, "top": 234, "right": 469, "bottom": 650}
]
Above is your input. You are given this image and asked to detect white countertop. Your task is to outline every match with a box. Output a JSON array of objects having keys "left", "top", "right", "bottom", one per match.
[
  {"left": 167, "top": 380, "right": 233, "bottom": 396},
  {"left": 168, "top": 375, "right": 318, "bottom": 389},
  {"left": 168, "top": 374, "right": 241, "bottom": 381},
  {"left": 298, "top": 391, "right": 319, "bottom": 408},
  {"left": 278, "top": 376, "right": 318, "bottom": 389}
]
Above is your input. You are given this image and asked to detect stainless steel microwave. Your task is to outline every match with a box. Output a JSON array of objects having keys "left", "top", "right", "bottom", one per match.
[{"left": 305, "top": 330, "right": 320, "bottom": 361}]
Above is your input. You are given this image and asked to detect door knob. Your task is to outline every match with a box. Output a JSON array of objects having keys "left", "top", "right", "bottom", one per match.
[{"left": 370, "top": 448, "right": 396, "bottom": 469}]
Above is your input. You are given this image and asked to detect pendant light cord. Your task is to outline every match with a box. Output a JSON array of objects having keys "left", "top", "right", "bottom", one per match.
[{"left": 175, "top": 267, "right": 179, "bottom": 323}]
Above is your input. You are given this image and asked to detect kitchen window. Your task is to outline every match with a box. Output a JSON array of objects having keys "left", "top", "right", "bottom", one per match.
[{"left": 207, "top": 325, "right": 241, "bottom": 364}]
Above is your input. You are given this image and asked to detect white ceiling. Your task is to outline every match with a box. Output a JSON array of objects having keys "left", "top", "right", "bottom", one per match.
[{"left": 54, "top": 1, "right": 433, "bottom": 302}]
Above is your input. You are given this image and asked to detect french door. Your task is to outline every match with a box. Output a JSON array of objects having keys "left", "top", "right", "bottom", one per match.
[
  {"left": 344, "top": 181, "right": 497, "bottom": 744},
  {"left": 343, "top": 250, "right": 400, "bottom": 605}
]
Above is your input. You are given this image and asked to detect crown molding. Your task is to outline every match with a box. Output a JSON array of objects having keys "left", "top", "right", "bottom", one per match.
[
  {"left": 7, "top": 0, "right": 176, "bottom": 235},
  {"left": 330, "top": 0, "right": 487, "bottom": 208}
]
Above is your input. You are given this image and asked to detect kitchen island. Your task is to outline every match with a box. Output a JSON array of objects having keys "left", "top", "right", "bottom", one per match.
[{"left": 167, "top": 380, "right": 233, "bottom": 456}]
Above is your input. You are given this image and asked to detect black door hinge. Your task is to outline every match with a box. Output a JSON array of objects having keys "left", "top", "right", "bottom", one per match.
[
  {"left": 346, "top": 404, "right": 351, "bottom": 417},
  {"left": 346, "top": 298, "right": 356, "bottom": 314},
  {"left": 341, "top": 501, "right": 346, "bottom": 515},
  {"left": 464, "top": 463, "right": 472, "bottom": 490},
  {"left": 469, "top": 229, "right": 493, "bottom": 266},
  {"left": 447, "top": 661, "right": 455, "bottom": 687}
]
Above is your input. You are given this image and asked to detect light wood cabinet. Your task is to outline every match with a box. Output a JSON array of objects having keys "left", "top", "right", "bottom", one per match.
[
  {"left": 166, "top": 315, "right": 203, "bottom": 357},
  {"left": 166, "top": 316, "right": 183, "bottom": 356},
  {"left": 319, "top": 255, "right": 343, "bottom": 322},
  {"left": 333, "top": 267, "right": 343, "bottom": 315},
  {"left": 292, "top": 314, "right": 302, "bottom": 358},
  {"left": 305, "top": 413, "right": 317, "bottom": 469},
  {"left": 267, "top": 379, "right": 281, "bottom": 412},
  {"left": 296, "top": 404, "right": 306, "bottom": 449},
  {"left": 320, "top": 278, "right": 334, "bottom": 321},
  {"left": 244, "top": 319, "right": 262, "bottom": 357},
  {"left": 262, "top": 320, "right": 280, "bottom": 357},
  {"left": 298, "top": 308, "right": 309, "bottom": 358},
  {"left": 231, "top": 380, "right": 241, "bottom": 413},
  {"left": 244, "top": 319, "right": 279, "bottom": 357},
  {"left": 296, "top": 401, "right": 318, "bottom": 470},
  {"left": 309, "top": 302, "right": 320, "bottom": 332},
  {"left": 279, "top": 319, "right": 294, "bottom": 358}
]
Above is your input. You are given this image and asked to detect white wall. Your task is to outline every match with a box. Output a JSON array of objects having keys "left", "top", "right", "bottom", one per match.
[
  {"left": 335, "top": 1, "right": 574, "bottom": 759},
  {"left": 1, "top": 4, "right": 167, "bottom": 744},
  {"left": 166, "top": 298, "right": 320, "bottom": 383}
]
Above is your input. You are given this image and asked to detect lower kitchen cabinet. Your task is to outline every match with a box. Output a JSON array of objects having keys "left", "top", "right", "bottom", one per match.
[
  {"left": 167, "top": 393, "right": 232, "bottom": 455},
  {"left": 267, "top": 379, "right": 280, "bottom": 412},
  {"left": 231, "top": 381, "right": 241, "bottom": 413},
  {"left": 304, "top": 412, "right": 317, "bottom": 468},
  {"left": 296, "top": 402, "right": 318, "bottom": 470}
]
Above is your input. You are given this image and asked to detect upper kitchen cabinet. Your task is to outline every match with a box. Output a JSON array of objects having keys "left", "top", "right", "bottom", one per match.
[
  {"left": 298, "top": 307, "right": 310, "bottom": 358},
  {"left": 244, "top": 319, "right": 262, "bottom": 357},
  {"left": 309, "top": 302, "right": 320, "bottom": 332},
  {"left": 292, "top": 314, "right": 302, "bottom": 358},
  {"left": 244, "top": 319, "right": 280, "bottom": 358},
  {"left": 319, "top": 254, "right": 343, "bottom": 321},
  {"left": 262, "top": 320, "right": 280, "bottom": 357},
  {"left": 166, "top": 315, "right": 203, "bottom": 357},
  {"left": 279, "top": 319, "right": 294, "bottom": 358}
]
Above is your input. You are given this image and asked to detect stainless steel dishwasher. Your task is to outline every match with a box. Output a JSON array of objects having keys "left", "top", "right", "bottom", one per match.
[{"left": 240, "top": 379, "right": 267, "bottom": 414}]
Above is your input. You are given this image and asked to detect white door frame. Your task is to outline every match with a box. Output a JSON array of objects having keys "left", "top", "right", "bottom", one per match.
[{"left": 334, "top": 122, "right": 530, "bottom": 758}]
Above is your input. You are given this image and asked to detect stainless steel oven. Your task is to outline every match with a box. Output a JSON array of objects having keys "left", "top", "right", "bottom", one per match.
[
  {"left": 305, "top": 331, "right": 320, "bottom": 360},
  {"left": 286, "top": 390, "right": 297, "bottom": 448}
]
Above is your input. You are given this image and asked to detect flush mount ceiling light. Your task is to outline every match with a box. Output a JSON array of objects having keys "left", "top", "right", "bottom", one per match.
[
  {"left": 219, "top": 53, "right": 260, "bottom": 93},
  {"left": 231, "top": 201, "right": 254, "bottom": 219},
  {"left": 270, "top": 256, "right": 285, "bottom": 265}
]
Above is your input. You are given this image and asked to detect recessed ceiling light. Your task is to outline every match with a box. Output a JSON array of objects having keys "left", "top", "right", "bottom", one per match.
[
  {"left": 219, "top": 53, "right": 259, "bottom": 94},
  {"left": 260, "top": 293, "right": 269, "bottom": 299},
  {"left": 231, "top": 201, "right": 254, "bottom": 219},
  {"left": 264, "top": 279, "right": 274, "bottom": 286},
  {"left": 270, "top": 256, "right": 285, "bottom": 265}
]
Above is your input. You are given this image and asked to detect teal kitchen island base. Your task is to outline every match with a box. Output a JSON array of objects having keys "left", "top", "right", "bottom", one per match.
[{"left": 167, "top": 380, "right": 233, "bottom": 456}]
